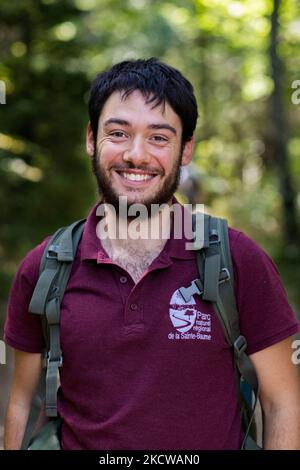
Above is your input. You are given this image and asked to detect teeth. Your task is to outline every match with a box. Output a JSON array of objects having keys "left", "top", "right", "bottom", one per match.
[{"left": 121, "top": 172, "right": 153, "bottom": 182}]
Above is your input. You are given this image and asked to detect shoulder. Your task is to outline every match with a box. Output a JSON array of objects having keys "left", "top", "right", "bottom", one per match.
[
  {"left": 227, "top": 226, "right": 280, "bottom": 278},
  {"left": 228, "top": 226, "right": 270, "bottom": 260},
  {"left": 227, "top": 225, "right": 282, "bottom": 300},
  {"left": 15, "top": 235, "right": 52, "bottom": 289},
  {"left": 4, "top": 235, "right": 52, "bottom": 353},
  {"left": 226, "top": 226, "right": 299, "bottom": 354}
]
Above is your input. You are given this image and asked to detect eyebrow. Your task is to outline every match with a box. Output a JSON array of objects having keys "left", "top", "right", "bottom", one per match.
[
  {"left": 103, "top": 118, "right": 177, "bottom": 135},
  {"left": 149, "top": 123, "right": 177, "bottom": 135},
  {"left": 104, "top": 118, "right": 130, "bottom": 127}
]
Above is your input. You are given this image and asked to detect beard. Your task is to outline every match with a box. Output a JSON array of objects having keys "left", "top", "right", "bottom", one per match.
[{"left": 92, "top": 149, "right": 183, "bottom": 214}]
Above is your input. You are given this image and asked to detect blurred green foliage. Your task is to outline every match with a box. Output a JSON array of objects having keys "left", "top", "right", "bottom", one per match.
[{"left": 0, "top": 0, "right": 299, "bottom": 317}]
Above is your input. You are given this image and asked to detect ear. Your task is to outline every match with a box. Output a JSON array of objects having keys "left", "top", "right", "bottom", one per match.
[
  {"left": 181, "top": 135, "right": 195, "bottom": 166},
  {"left": 86, "top": 122, "right": 95, "bottom": 157}
]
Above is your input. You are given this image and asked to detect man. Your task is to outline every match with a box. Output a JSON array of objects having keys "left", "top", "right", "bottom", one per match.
[{"left": 4, "top": 58, "right": 300, "bottom": 450}]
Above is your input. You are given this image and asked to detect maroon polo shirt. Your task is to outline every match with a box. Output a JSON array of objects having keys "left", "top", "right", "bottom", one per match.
[{"left": 4, "top": 201, "right": 299, "bottom": 450}]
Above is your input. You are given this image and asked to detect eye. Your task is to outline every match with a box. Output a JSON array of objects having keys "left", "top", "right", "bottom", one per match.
[
  {"left": 151, "top": 135, "right": 168, "bottom": 143},
  {"left": 110, "top": 131, "right": 127, "bottom": 138}
]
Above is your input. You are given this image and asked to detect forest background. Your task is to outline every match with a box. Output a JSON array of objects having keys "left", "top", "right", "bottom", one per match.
[{"left": 0, "top": 0, "right": 299, "bottom": 447}]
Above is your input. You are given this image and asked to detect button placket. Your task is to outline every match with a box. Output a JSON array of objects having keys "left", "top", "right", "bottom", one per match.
[{"left": 124, "top": 293, "right": 143, "bottom": 326}]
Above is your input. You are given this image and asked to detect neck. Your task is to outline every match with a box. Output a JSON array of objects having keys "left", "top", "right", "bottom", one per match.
[
  {"left": 98, "top": 202, "right": 172, "bottom": 283},
  {"left": 102, "top": 202, "right": 172, "bottom": 248},
  {"left": 98, "top": 197, "right": 172, "bottom": 243}
]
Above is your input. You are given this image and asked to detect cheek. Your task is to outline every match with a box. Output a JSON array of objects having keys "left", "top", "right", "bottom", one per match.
[
  {"left": 98, "top": 138, "right": 128, "bottom": 154},
  {"left": 97, "top": 141, "right": 118, "bottom": 162},
  {"left": 153, "top": 149, "right": 179, "bottom": 173},
  {"left": 149, "top": 143, "right": 172, "bottom": 158},
  {"left": 96, "top": 144, "right": 128, "bottom": 173}
]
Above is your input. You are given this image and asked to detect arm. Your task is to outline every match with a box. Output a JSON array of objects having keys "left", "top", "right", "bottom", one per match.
[
  {"left": 4, "top": 349, "right": 42, "bottom": 450},
  {"left": 250, "top": 336, "right": 300, "bottom": 450}
]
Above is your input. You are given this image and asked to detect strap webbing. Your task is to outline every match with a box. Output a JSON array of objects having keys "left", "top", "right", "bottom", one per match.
[
  {"left": 192, "top": 213, "right": 261, "bottom": 450},
  {"left": 22, "top": 219, "right": 85, "bottom": 448},
  {"left": 43, "top": 219, "right": 86, "bottom": 417}
]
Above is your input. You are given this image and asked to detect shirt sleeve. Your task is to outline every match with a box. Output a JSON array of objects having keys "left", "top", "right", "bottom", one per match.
[
  {"left": 4, "top": 237, "right": 50, "bottom": 353},
  {"left": 230, "top": 230, "right": 300, "bottom": 355}
]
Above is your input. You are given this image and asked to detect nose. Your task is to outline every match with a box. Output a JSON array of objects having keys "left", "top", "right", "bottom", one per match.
[{"left": 123, "top": 136, "right": 150, "bottom": 167}]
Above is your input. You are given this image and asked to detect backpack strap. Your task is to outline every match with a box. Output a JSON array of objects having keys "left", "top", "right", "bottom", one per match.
[
  {"left": 22, "top": 219, "right": 86, "bottom": 449},
  {"left": 184, "top": 213, "right": 261, "bottom": 450},
  {"left": 29, "top": 219, "right": 86, "bottom": 417},
  {"left": 210, "top": 216, "right": 260, "bottom": 450}
]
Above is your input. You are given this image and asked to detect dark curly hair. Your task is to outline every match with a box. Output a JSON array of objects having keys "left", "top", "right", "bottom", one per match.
[{"left": 88, "top": 58, "right": 198, "bottom": 145}]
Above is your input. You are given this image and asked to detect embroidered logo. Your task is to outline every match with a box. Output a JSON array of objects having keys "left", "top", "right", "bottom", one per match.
[{"left": 168, "top": 288, "right": 211, "bottom": 341}]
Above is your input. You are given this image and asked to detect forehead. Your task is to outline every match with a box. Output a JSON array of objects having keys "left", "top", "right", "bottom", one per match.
[{"left": 99, "top": 90, "right": 182, "bottom": 130}]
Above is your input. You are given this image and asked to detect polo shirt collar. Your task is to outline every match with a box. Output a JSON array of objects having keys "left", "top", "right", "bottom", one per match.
[
  {"left": 80, "top": 197, "right": 196, "bottom": 263},
  {"left": 80, "top": 201, "right": 104, "bottom": 262},
  {"left": 160, "top": 197, "right": 196, "bottom": 260}
]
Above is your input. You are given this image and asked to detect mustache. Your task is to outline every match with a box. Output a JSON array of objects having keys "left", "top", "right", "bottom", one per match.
[{"left": 110, "top": 164, "right": 164, "bottom": 175}]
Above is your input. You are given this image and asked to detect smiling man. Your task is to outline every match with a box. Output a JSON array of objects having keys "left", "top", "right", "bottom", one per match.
[
  {"left": 4, "top": 58, "right": 300, "bottom": 450},
  {"left": 88, "top": 89, "right": 193, "bottom": 211}
]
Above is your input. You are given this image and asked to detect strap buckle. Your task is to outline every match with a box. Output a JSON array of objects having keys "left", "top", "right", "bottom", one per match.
[
  {"left": 209, "top": 229, "right": 220, "bottom": 245},
  {"left": 219, "top": 268, "right": 230, "bottom": 284},
  {"left": 179, "top": 268, "right": 230, "bottom": 303},
  {"left": 234, "top": 335, "right": 247, "bottom": 356},
  {"left": 47, "top": 354, "right": 63, "bottom": 368},
  {"left": 46, "top": 244, "right": 60, "bottom": 260},
  {"left": 179, "top": 279, "right": 203, "bottom": 303}
]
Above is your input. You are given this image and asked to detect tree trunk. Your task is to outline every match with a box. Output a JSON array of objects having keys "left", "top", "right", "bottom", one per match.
[{"left": 269, "top": 0, "right": 299, "bottom": 246}]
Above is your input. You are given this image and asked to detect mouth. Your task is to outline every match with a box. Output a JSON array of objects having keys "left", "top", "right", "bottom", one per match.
[{"left": 113, "top": 169, "right": 161, "bottom": 186}]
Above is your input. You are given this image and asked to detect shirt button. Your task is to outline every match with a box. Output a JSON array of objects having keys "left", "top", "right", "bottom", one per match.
[
  {"left": 120, "top": 276, "right": 127, "bottom": 284},
  {"left": 130, "top": 303, "right": 138, "bottom": 311}
]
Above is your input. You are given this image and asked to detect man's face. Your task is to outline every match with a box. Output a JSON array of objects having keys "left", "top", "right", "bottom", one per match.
[{"left": 86, "top": 90, "right": 193, "bottom": 211}]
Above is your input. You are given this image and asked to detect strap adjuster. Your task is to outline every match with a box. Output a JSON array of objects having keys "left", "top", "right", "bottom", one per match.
[
  {"left": 234, "top": 335, "right": 247, "bottom": 356},
  {"left": 219, "top": 268, "right": 230, "bottom": 283},
  {"left": 209, "top": 229, "right": 220, "bottom": 245},
  {"left": 47, "top": 355, "right": 63, "bottom": 368},
  {"left": 46, "top": 244, "right": 60, "bottom": 260}
]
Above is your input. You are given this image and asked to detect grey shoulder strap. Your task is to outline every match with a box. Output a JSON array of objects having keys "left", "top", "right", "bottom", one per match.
[
  {"left": 208, "top": 216, "right": 260, "bottom": 450},
  {"left": 186, "top": 213, "right": 261, "bottom": 450},
  {"left": 21, "top": 219, "right": 85, "bottom": 449}
]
